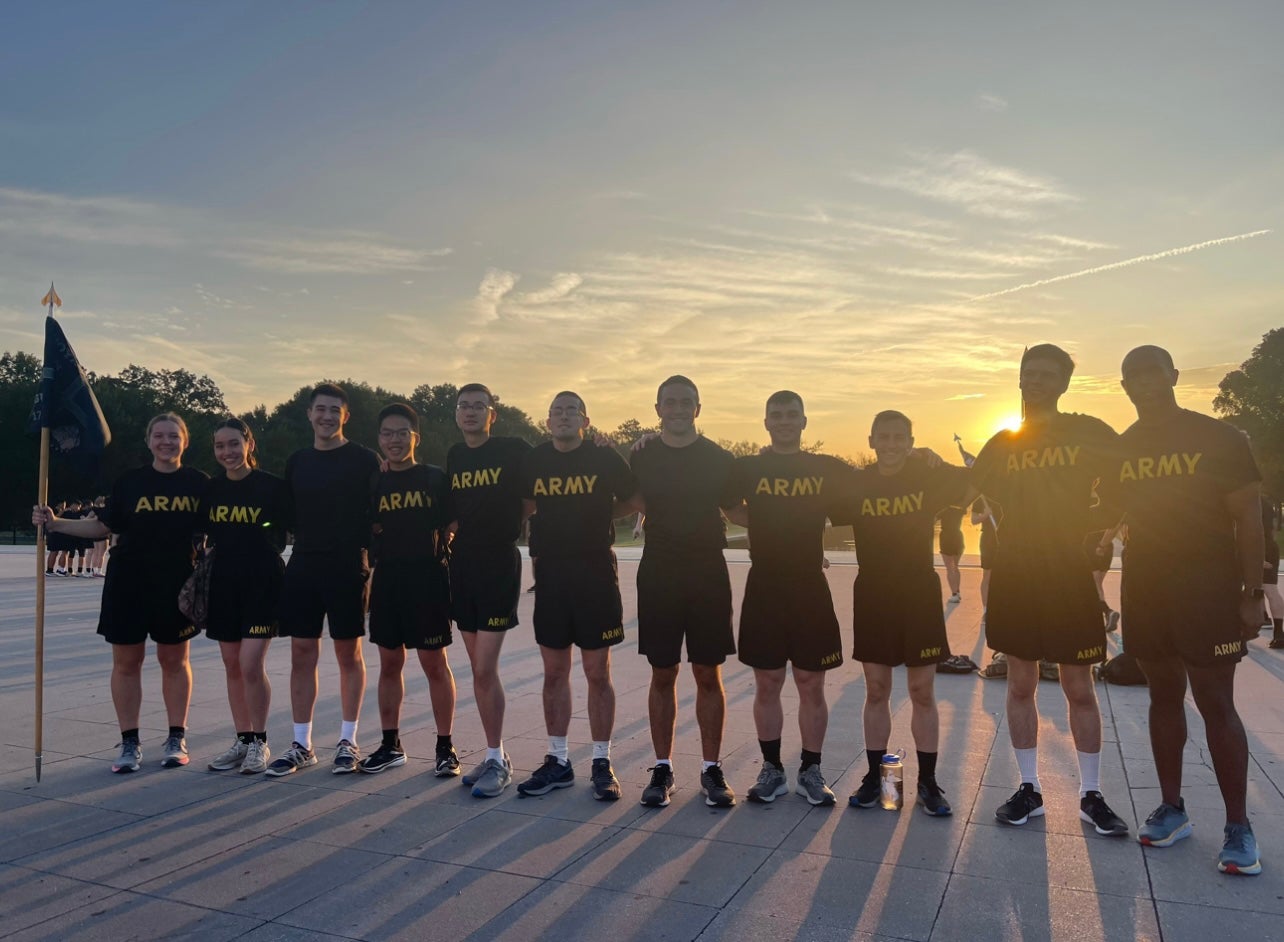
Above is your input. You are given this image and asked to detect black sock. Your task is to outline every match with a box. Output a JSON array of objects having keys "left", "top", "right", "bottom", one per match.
[
  {"left": 1274, "top": 618, "right": 1283, "bottom": 640},
  {"left": 867, "top": 749, "right": 885, "bottom": 776},
  {"left": 168, "top": 726, "right": 185, "bottom": 739},
  {"left": 800, "top": 749, "right": 822, "bottom": 772},
  {"left": 917, "top": 750, "right": 938, "bottom": 783},
  {"left": 254, "top": 731, "right": 268, "bottom": 742},
  {"left": 436, "top": 734, "right": 453, "bottom": 752},
  {"left": 122, "top": 727, "right": 140, "bottom": 742},
  {"left": 382, "top": 729, "right": 399, "bottom": 749},
  {"left": 237, "top": 731, "right": 253, "bottom": 744},
  {"left": 760, "top": 738, "right": 782, "bottom": 768}
]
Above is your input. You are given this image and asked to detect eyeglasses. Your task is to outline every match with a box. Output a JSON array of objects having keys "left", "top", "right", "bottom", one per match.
[
  {"left": 379, "top": 428, "right": 414, "bottom": 440},
  {"left": 549, "top": 407, "right": 583, "bottom": 418},
  {"left": 456, "top": 402, "right": 491, "bottom": 412}
]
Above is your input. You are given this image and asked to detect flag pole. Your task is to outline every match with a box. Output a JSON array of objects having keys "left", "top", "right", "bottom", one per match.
[{"left": 33, "top": 282, "right": 58, "bottom": 783}]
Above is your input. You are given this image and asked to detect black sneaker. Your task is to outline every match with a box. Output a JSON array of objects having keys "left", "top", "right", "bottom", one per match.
[
  {"left": 700, "top": 763, "right": 736, "bottom": 807},
  {"left": 359, "top": 742, "right": 407, "bottom": 773},
  {"left": 641, "top": 764, "right": 675, "bottom": 807},
  {"left": 590, "top": 758, "right": 621, "bottom": 801},
  {"left": 917, "top": 779, "right": 953, "bottom": 816},
  {"left": 848, "top": 769, "right": 880, "bottom": 808},
  {"left": 1079, "top": 790, "right": 1129, "bottom": 836},
  {"left": 517, "top": 755, "right": 575, "bottom": 796},
  {"left": 434, "top": 745, "right": 461, "bottom": 777},
  {"left": 995, "top": 783, "right": 1044, "bottom": 825}
]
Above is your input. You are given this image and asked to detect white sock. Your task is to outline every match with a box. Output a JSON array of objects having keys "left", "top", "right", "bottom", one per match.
[
  {"left": 702, "top": 759, "right": 719, "bottom": 772},
  {"left": 655, "top": 757, "right": 671, "bottom": 767},
  {"left": 593, "top": 740, "right": 611, "bottom": 760},
  {"left": 486, "top": 744, "right": 505, "bottom": 763},
  {"left": 1015, "top": 747, "right": 1041, "bottom": 792},
  {"left": 549, "top": 736, "right": 569, "bottom": 764},
  {"left": 1077, "top": 750, "right": 1101, "bottom": 797},
  {"left": 340, "top": 720, "right": 358, "bottom": 744},
  {"left": 293, "top": 722, "right": 313, "bottom": 750}
]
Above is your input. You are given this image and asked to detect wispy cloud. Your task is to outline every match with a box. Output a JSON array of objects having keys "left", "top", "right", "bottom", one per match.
[
  {"left": 519, "top": 273, "right": 583, "bottom": 304},
  {"left": 851, "top": 150, "right": 1077, "bottom": 221},
  {"left": 0, "top": 187, "right": 183, "bottom": 248},
  {"left": 219, "top": 235, "right": 451, "bottom": 275},
  {"left": 967, "top": 229, "right": 1273, "bottom": 302},
  {"left": 475, "top": 268, "right": 519, "bottom": 322},
  {"left": 975, "top": 93, "right": 1008, "bottom": 112}
]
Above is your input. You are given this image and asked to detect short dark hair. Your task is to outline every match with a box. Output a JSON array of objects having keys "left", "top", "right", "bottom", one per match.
[
  {"left": 766, "top": 390, "right": 804, "bottom": 412},
  {"left": 1121, "top": 344, "right": 1175, "bottom": 375},
  {"left": 551, "top": 390, "right": 586, "bottom": 413},
  {"left": 310, "top": 382, "right": 349, "bottom": 406},
  {"left": 871, "top": 410, "right": 913, "bottom": 436},
  {"left": 1020, "top": 344, "right": 1075, "bottom": 380},
  {"left": 215, "top": 416, "right": 258, "bottom": 468},
  {"left": 378, "top": 402, "right": 419, "bottom": 432},
  {"left": 657, "top": 374, "right": 699, "bottom": 404},
  {"left": 457, "top": 383, "right": 495, "bottom": 405}
]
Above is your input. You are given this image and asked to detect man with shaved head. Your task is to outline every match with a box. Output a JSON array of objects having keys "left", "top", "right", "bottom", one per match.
[{"left": 1108, "top": 344, "right": 1266, "bottom": 874}]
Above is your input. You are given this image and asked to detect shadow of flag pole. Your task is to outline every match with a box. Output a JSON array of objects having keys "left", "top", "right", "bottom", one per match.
[{"left": 28, "top": 283, "right": 112, "bottom": 783}]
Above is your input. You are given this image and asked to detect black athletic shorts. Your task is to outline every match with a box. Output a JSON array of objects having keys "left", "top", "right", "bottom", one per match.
[
  {"left": 278, "top": 550, "right": 370, "bottom": 640},
  {"left": 738, "top": 566, "right": 842, "bottom": 672},
  {"left": 533, "top": 553, "right": 624, "bottom": 650},
  {"left": 1122, "top": 557, "right": 1246, "bottom": 667},
  {"left": 98, "top": 554, "right": 198, "bottom": 646},
  {"left": 979, "top": 529, "right": 998, "bottom": 570},
  {"left": 206, "top": 550, "right": 284, "bottom": 643},
  {"left": 986, "top": 547, "right": 1107, "bottom": 665},
  {"left": 450, "top": 543, "right": 521, "bottom": 632},
  {"left": 370, "top": 557, "right": 453, "bottom": 650},
  {"left": 938, "top": 529, "right": 963, "bottom": 558},
  {"left": 851, "top": 568, "right": 949, "bottom": 667},
  {"left": 1265, "top": 539, "right": 1280, "bottom": 586},
  {"left": 637, "top": 551, "right": 735, "bottom": 668}
]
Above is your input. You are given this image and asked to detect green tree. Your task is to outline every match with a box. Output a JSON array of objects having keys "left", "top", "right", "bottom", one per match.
[{"left": 1214, "top": 327, "right": 1284, "bottom": 497}]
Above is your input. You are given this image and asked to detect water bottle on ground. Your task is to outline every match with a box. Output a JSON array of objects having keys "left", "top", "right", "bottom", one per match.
[{"left": 880, "top": 752, "right": 904, "bottom": 810}]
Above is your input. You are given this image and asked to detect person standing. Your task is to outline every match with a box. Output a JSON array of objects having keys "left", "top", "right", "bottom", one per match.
[
  {"left": 938, "top": 506, "right": 964, "bottom": 603},
  {"left": 34, "top": 413, "right": 207, "bottom": 772},
  {"left": 268, "top": 383, "right": 380, "bottom": 776}
]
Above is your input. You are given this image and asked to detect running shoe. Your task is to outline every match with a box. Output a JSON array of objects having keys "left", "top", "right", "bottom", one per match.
[
  {"left": 796, "top": 764, "right": 836, "bottom": 806},
  {"left": 640, "top": 764, "right": 675, "bottom": 807},
  {"left": 517, "top": 755, "right": 575, "bottom": 796},
  {"left": 937, "top": 654, "right": 979, "bottom": 674},
  {"left": 435, "top": 745, "right": 461, "bottom": 777},
  {"left": 112, "top": 738, "right": 142, "bottom": 774},
  {"left": 849, "top": 769, "right": 881, "bottom": 808},
  {"left": 747, "top": 763, "right": 789, "bottom": 803},
  {"left": 995, "top": 783, "right": 1044, "bottom": 825},
  {"left": 1138, "top": 800, "right": 1192, "bottom": 847},
  {"left": 1039, "top": 660, "right": 1061, "bottom": 682},
  {"left": 359, "top": 742, "right": 406, "bottom": 774},
  {"left": 700, "top": 763, "right": 736, "bottom": 807},
  {"left": 1079, "top": 791, "right": 1129, "bottom": 836},
  {"left": 1106, "top": 610, "right": 1121, "bottom": 633},
  {"left": 207, "top": 739, "right": 249, "bottom": 771},
  {"left": 161, "top": 735, "right": 189, "bottom": 768},
  {"left": 917, "top": 779, "right": 953, "bottom": 816},
  {"left": 265, "top": 741, "right": 318, "bottom": 777},
  {"left": 948, "top": 593, "right": 962, "bottom": 603},
  {"left": 332, "top": 739, "right": 361, "bottom": 774},
  {"left": 1218, "top": 822, "right": 1262, "bottom": 875},
  {"left": 471, "top": 755, "right": 513, "bottom": 798},
  {"left": 462, "top": 759, "right": 488, "bottom": 785},
  {"left": 981, "top": 652, "right": 1008, "bottom": 679},
  {"left": 590, "top": 758, "right": 621, "bottom": 801},
  {"left": 240, "top": 740, "right": 270, "bottom": 775}
]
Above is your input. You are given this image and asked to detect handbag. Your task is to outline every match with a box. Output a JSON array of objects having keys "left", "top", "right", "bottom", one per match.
[{"left": 178, "top": 547, "right": 215, "bottom": 632}]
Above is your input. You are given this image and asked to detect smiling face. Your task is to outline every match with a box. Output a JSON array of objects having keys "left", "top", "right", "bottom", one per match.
[
  {"left": 378, "top": 414, "right": 418, "bottom": 465},
  {"left": 764, "top": 396, "right": 806, "bottom": 451},
  {"left": 213, "top": 426, "right": 252, "bottom": 474},
  {"left": 1018, "top": 356, "right": 1070, "bottom": 410},
  {"left": 547, "top": 392, "right": 589, "bottom": 444},
  {"left": 869, "top": 417, "right": 914, "bottom": 473},
  {"left": 1121, "top": 346, "right": 1179, "bottom": 415},
  {"left": 308, "top": 393, "right": 348, "bottom": 444},
  {"left": 147, "top": 419, "right": 187, "bottom": 468},
  {"left": 655, "top": 381, "right": 700, "bottom": 437},
  {"left": 455, "top": 390, "right": 495, "bottom": 437}
]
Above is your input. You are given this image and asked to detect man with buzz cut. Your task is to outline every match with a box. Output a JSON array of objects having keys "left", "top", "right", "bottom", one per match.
[
  {"left": 447, "top": 383, "right": 533, "bottom": 798},
  {"left": 269, "top": 382, "right": 381, "bottom": 777},
  {"left": 1107, "top": 345, "right": 1266, "bottom": 874},
  {"left": 516, "top": 391, "right": 639, "bottom": 801},
  {"left": 836, "top": 410, "right": 968, "bottom": 816},
  {"left": 721, "top": 391, "right": 851, "bottom": 807},
  {"left": 359, "top": 403, "right": 460, "bottom": 777},
  {"left": 968, "top": 344, "right": 1130, "bottom": 837},
  {"left": 630, "top": 375, "right": 739, "bottom": 808}
]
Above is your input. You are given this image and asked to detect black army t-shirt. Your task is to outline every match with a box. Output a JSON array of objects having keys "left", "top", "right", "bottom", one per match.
[
  {"left": 723, "top": 451, "right": 853, "bottom": 573},
  {"left": 836, "top": 459, "right": 969, "bottom": 574},
  {"left": 201, "top": 469, "right": 289, "bottom": 557},
  {"left": 284, "top": 442, "right": 381, "bottom": 554},
  {"left": 630, "top": 436, "right": 735, "bottom": 556},
  {"left": 372, "top": 463, "right": 450, "bottom": 561},
  {"left": 447, "top": 436, "right": 532, "bottom": 550},
  {"left": 103, "top": 465, "right": 209, "bottom": 562},
  {"left": 522, "top": 442, "right": 637, "bottom": 558}
]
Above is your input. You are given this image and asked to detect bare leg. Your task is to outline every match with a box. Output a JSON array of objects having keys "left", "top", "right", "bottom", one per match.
[
  {"left": 1006, "top": 656, "right": 1039, "bottom": 749},
  {"left": 691, "top": 663, "right": 726, "bottom": 762},
  {"left": 333, "top": 637, "right": 366, "bottom": 724},
  {"left": 752, "top": 667, "right": 787, "bottom": 742},
  {"left": 240, "top": 638, "right": 272, "bottom": 730},
  {"left": 1060, "top": 664, "right": 1102, "bottom": 753},
  {"left": 1187, "top": 661, "right": 1249, "bottom": 825},
  {"left": 220, "top": 640, "right": 251, "bottom": 731},
  {"left": 648, "top": 664, "right": 679, "bottom": 758},
  {"left": 289, "top": 637, "right": 321, "bottom": 724},
  {"left": 793, "top": 666, "right": 828, "bottom": 752},
  {"left": 376, "top": 645, "right": 407, "bottom": 730},
  {"left": 906, "top": 664, "right": 939, "bottom": 752},
  {"left": 1138, "top": 657, "right": 1187, "bottom": 808},
  {"left": 155, "top": 641, "right": 192, "bottom": 728},
  {"left": 462, "top": 629, "right": 506, "bottom": 748},
  {"left": 540, "top": 644, "right": 573, "bottom": 737},
  {"left": 110, "top": 642, "right": 147, "bottom": 730},
  {"left": 417, "top": 648, "right": 457, "bottom": 736},
  {"left": 581, "top": 647, "right": 615, "bottom": 742}
]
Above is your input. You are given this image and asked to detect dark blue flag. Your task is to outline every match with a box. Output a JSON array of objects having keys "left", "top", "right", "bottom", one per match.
[{"left": 28, "top": 316, "right": 111, "bottom": 457}]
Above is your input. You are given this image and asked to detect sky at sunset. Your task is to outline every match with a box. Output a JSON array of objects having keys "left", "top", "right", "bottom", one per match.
[{"left": 2, "top": 1, "right": 1280, "bottom": 460}]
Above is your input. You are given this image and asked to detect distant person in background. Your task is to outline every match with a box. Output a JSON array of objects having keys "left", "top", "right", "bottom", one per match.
[
  {"left": 1262, "top": 496, "right": 1283, "bottom": 649},
  {"left": 1087, "top": 524, "right": 1123, "bottom": 634},
  {"left": 937, "top": 506, "right": 964, "bottom": 603}
]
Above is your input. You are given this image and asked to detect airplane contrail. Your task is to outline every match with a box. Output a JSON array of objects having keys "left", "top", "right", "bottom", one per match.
[{"left": 967, "top": 229, "right": 1273, "bottom": 302}]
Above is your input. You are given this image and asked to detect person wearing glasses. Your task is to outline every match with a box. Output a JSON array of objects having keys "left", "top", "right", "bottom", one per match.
[{"left": 447, "top": 383, "right": 533, "bottom": 798}]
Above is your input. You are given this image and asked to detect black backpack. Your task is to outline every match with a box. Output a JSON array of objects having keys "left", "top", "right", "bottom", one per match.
[{"left": 1098, "top": 652, "right": 1147, "bottom": 686}]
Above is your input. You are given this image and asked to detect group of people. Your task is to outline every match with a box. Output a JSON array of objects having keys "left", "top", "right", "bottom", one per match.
[
  {"left": 42, "top": 496, "right": 109, "bottom": 577},
  {"left": 33, "top": 342, "right": 1272, "bottom": 877}
]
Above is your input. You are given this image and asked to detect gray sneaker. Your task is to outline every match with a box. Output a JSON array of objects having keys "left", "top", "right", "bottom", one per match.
[
  {"left": 161, "top": 734, "right": 189, "bottom": 768},
  {"left": 208, "top": 739, "right": 249, "bottom": 771},
  {"left": 111, "top": 738, "right": 142, "bottom": 774},
  {"left": 796, "top": 764, "right": 836, "bottom": 806},
  {"left": 462, "top": 759, "right": 489, "bottom": 786},
  {"left": 332, "top": 739, "right": 361, "bottom": 774},
  {"left": 1138, "top": 800, "right": 1192, "bottom": 847},
  {"left": 240, "top": 740, "right": 271, "bottom": 775},
  {"left": 472, "top": 755, "right": 513, "bottom": 798},
  {"left": 747, "top": 764, "right": 789, "bottom": 803}
]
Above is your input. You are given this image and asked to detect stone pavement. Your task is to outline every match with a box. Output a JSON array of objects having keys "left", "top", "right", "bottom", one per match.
[{"left": 3, "top": 546, "right": 1283, "bottom": 941}]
